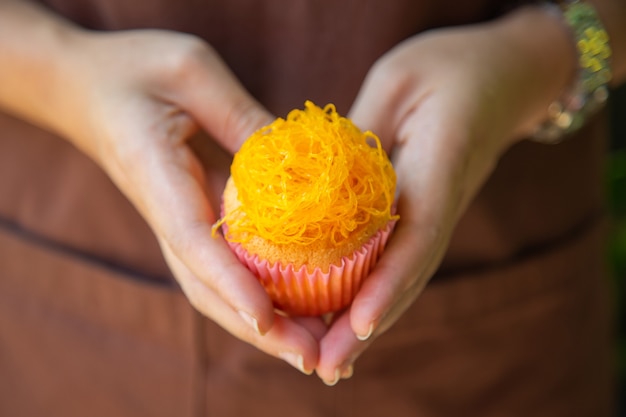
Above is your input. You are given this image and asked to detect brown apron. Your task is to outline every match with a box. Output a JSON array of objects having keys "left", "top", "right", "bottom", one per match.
[{"left": 0, "top": 1, "right": 615, "bottom": 416}]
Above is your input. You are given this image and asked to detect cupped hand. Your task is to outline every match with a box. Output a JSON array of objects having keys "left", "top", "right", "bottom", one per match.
[
  {"left": 55, "top": 29, "right": 325, "bottom": 374},
  {"left": 314, "top": 6, "right": 575, "bottom": 384}
]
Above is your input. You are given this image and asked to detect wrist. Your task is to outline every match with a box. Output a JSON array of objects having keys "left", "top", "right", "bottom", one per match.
[
  {"left": 487, "top": 5, "right": 578, "bottom": 144},
  {"left": 0, "top": 1, "right": 88, "bottom": 138},
  {"left": 532, "top": 1, "right": 612, "bottom": 143}
]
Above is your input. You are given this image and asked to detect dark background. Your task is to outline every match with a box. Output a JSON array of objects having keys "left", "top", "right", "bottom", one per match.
[{"left": 609, "top": 84, "right": 626, "bottom": 415}]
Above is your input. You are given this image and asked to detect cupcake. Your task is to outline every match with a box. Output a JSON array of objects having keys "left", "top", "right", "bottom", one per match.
[{"left": 214, "top": 101, "right": 398, "bottom": 316}]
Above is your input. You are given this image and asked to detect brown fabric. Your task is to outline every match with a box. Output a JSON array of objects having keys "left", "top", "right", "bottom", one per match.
[
  {"left": 201, "top": 217, "right": 613, "bottom": 417},
  {"left": 0, "top": 220, "right": 199, "bottom": 417},
  {"left": 0, "top": 0, "right": 616, "bottom": 416},
  {"left": 0, "top": 194, "right": 613, "bottom": 417}
]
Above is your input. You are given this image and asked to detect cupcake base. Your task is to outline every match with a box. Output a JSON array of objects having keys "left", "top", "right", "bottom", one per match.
[{"left": 227, "top": 221, "right": 395, "bottom": 316}]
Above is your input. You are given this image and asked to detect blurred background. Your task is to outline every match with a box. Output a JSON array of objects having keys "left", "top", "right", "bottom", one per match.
[{"left": 609, "top": 84, "right": 626, "bottom": 416}]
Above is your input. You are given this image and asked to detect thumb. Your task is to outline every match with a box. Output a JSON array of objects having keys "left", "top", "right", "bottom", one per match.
[{"left": 176, "top": 43, "right": 274, "bottom": 154}]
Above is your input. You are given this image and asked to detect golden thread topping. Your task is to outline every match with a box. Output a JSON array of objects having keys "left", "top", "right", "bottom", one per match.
[{"left": 216, "top": 101, "right": 398, "bottom": 247}]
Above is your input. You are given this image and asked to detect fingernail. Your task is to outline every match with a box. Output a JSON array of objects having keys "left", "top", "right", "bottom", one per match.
[
  {"left": 323, "top": 369, "right": 341, "bottom": 387},
  {"left": 279, "top": 352, "right": 312, "bottom": 375},
  {"left": 238, "top": 310, "right": 261, "bottom": 335},
  {"left": 356, "top": 322, "right": 374, "bottom": 341},
  {"left": 341, "top": 364, "right": 354, "bottom": 380}
]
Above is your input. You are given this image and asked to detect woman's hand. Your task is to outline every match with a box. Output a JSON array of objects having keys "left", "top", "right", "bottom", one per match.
[
  {"left": 0, "top": 0, "right": 326, "bottom": 374},
  {"left": 314, "top": 6, "right": 576, "bottom": 384},
  {"left": 64, "top": 29, "right": 331, "bottom": 373}
]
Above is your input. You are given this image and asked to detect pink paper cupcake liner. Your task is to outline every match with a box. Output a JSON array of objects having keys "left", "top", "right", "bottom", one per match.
[{"left": 226, "top": 221, "right": 395, "bottom": 316}]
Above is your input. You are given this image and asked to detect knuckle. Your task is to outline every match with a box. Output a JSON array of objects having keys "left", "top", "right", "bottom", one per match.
[
  {"left": 368, "top": 53, "right": 412, "bottom": 91},
  {"left": 164, "top": 35, "right": 212, "bottom": 77},
  {"left": 357, "top": 57, "right": 415, "bottom": 123}
]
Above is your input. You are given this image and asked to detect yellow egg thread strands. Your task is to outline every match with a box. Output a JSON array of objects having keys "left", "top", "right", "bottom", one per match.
[{"left": 217, "top": 101, "right": 398, "bottom": 247}]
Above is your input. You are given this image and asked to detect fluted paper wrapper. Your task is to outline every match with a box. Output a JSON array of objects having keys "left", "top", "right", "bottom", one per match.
[{"left": 227, "top": 222, "right": 394, "bottom": 316}]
